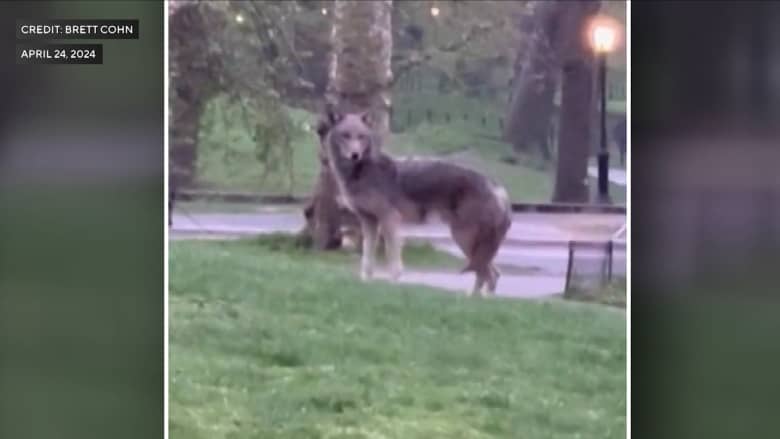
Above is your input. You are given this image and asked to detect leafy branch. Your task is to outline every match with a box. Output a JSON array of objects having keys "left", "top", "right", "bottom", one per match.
[{"left": 390, "top": 21, "right": 493, "bottom": 87}]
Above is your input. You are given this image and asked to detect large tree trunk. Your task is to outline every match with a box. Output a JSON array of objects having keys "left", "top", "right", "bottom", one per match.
[
  {"left": 169, "top": 85, "right": 203, "bottom": 227},
  {"left": 551, "top": 0, "right": 601, "bottom": 203},
  {"left": 553, "top": 59, "right": 593, "bottom": 202},
  {"left": 504, "top": 1, "right": 559, "bottom": 160},
  {"left": 170, "top": 86, "right": 203, "bottom": 191},
  {"left": 303, "top": 0, "right": 393, "bottom": 250},
  {"left": 304, "top": 158, "right": 343, "bottom": 250},
  {"left": 327, "top": 0, "right": 393, "bottom": 134}
]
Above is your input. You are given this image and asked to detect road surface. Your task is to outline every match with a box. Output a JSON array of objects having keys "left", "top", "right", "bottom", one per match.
[
  {"left": 170, "top": 209, "right": 626, "bottom": 297},
  {"left": 588, "top": 165, "right": 627, "bottom": 186}
]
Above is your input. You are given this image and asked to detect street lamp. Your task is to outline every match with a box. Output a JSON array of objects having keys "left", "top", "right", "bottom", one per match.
[
  {"left": 430, "top": 5, "right": 441, "bottom": 46},
  {"left": 590, "top": 19, "right": 617, "bottom": 204}
]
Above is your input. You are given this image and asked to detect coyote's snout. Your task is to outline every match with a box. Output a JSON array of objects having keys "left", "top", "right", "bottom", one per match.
[{"left": 318, "top": 107, "right": 512, "bottom": 296}]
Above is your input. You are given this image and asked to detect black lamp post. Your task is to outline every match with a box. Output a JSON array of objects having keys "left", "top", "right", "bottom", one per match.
[
  {"left": 591, "top": 21, "right": 617, "bottom": 204},
  {"left": 430, "top": 4, "right": 440, "bottom": 45}
]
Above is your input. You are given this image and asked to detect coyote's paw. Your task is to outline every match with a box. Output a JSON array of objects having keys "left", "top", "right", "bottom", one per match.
[
  {"left": 388, "top": 264, "right": 404, "bottom": 282},
  {"left": 360, "top": 266, "right": 374, "bottom": 281}
]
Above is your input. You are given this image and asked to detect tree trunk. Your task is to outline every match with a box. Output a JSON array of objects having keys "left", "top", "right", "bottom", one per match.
[
  {"left": 169, "top": 86, "right": 203, "bottom": 226},
  {"left": 169, "top": 4, "right": 218, "bottom": 190},
  {"left": 504, "top": 1, "right": 559, "bottom": 160},
  {"left": 170, "top": 85, "right": 203, "bottom": 190},
  {"left": 302, "top": 0, "right": 393, "bottom": 250},
  {"left": 553, "top": 59, "right": 593, "bottom": 202},
  {"left": 309, "top": 165, "right": 344, "bottom": 249},
  {"left": 328, "top": 0, "right": 393, "bottom": 134},
  {"left": 550, "top": 0, "right": 601, "bottom": 203}
]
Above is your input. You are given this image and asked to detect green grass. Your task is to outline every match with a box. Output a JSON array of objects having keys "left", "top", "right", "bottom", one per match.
[
  {"left": 393, "top": 91, "right": 625, "bottom": 133},
  {"left": 388, "top": 122, "right": 626, "bottom": 204},
  {"left": 170, "top": 239, "right": 626, "bottom": 438},
  {"left": 196, "top": 98, "right": 320, "bottom": 196},
  {"left": 566, "top": 280, "right": 627, "bottom": 309},
  {"left": 248, "top": 233, "right": 464, "bottom": 270},
  {"left": 195, "top": 94, "right": 626, "bottom": 205},
  {"left": 174, "top": 200, "right": 261, "bottom": 214},
  {"left": 392, "top": 93, "right": 505, "bottom": 134},
  {"left": 606, "top": 100, "right": 626, "bottom": 114},
  {"left": 174, "top": 200, "right": 300, "bottom": 214}
]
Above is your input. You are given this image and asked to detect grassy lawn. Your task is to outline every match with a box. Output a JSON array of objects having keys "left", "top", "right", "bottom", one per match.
[
  {"left": 196, "top": 101, "right": 320, "bottom": 197},
  {"left": 249, "top": 233, "right": 465, "bottom": 270},
  {"left": 393, "top": 91, "right": 625, "bottom": 133},
  {"left": 173, "top": 200, "right": 301, "bottom": 214},
  {"left": 387, "top": 122, "right": 626, "bottom": 205},
  {"left": 566, "top": 280, "right": 627, "bottom": 309},
  {"left": 195, "top": 95, "right": 626, "bottom": 205},
  {"left": 170, "top": 238, "right": 626, "bottom": 438}
]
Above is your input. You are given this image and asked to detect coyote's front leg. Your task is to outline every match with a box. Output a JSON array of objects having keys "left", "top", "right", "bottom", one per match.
[
  {"left": 380, "top": 211, "right": 404, "bottom": 282},
  {"left": 359, "top": 217, "right": 379, "bottom": 281}
]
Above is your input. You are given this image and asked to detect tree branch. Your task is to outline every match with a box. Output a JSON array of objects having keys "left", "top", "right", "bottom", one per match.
[
  {"left": 248, "top": 2, "right": 305, "bottom": 77},
  {"left": 390, "top": 21, "right": 492, "bottom": 86}
]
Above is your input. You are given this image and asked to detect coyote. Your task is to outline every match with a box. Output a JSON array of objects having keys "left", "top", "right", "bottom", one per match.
[{"left": 317, "top": 108, "right": 512, "bottom": 296}]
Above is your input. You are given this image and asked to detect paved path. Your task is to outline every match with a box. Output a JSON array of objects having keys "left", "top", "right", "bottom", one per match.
[
  {"left": 588, "top": 165, "right": 627, "bottom": 186},
  {"left": 370, "top": 270, "right": 567, "bottom": 299},
  {"left": 172, "top": 211, "right": 625, "bottom": 243},
  {"left": 171, "top": 210, "right": 626, "bottom": 297}
]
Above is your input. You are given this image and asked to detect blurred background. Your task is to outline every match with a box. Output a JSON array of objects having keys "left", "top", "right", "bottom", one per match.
[
  {"left": 633, "top": 2, "right": 780, "bottom": 438},
  {"left": 169, "top": 0, "right": 626, "bottom": 206},
  {"left": 0, "top": 2, "right": 163, "bottom": 438}
]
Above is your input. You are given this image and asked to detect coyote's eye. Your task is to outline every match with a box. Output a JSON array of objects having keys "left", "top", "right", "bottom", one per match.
[
  {"left": 356, "top": 133, "right": 366, "bottom": 141},
  {"left": 341, "top": 132, "right": 351, "bottom": 140}
]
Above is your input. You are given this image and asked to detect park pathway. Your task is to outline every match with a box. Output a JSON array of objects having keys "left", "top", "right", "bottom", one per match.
[
  {"left": 171, "top": 209, "right": 626, "bottom": 298},
  {"left": 587, "top": 165, "right": 627, "bottom": 186}
]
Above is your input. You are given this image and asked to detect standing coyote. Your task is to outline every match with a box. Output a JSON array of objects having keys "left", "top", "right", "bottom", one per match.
[{"left": 317, "top": 108, "right": 512, "bottom": 296}]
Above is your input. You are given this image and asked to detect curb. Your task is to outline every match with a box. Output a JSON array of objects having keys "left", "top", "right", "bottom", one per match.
[
  {"left": 175, "top": 190, "right": 627, "bottom": 215},
  {"left": 508, "top": 202, "right": 625, "bottom": 215}
]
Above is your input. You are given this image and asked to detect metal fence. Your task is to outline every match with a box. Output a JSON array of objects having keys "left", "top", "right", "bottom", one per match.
[{"left": 564, "top": 223, "right": 627, "bottom": 296}]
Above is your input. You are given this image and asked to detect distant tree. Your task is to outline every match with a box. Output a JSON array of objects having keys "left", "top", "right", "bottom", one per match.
[
  {"left": 169, "top": 2, "right": 221, "bottom": 190},
  {"left": 169, "top": 1, "right": 315, "bottom": 193},
  {"left": 389, "top": 1, "right": 518, "bottom": 95},
  {"left": 503, "top": 1, "right": 559, "bottom": 161}
]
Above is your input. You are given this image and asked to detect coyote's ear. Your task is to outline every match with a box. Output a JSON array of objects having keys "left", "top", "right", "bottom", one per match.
[
  {"left": 315, "top": 119, "right": 330, "bottom": 140},
  {"left": 359, "top": 110, "right": 374, "bottom": 127},
  {"left": 324, "top": 103, "right": 344, "bottom": 126}
]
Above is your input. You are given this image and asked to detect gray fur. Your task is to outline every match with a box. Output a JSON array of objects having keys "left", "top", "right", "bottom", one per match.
[{"left": 320, "top": 109, "right": 512, "bottom": 296}]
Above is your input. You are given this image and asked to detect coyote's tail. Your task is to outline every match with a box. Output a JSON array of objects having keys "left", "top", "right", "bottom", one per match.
[{"left": 460, "top": 187, "right": 512, "bottom": 274}]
